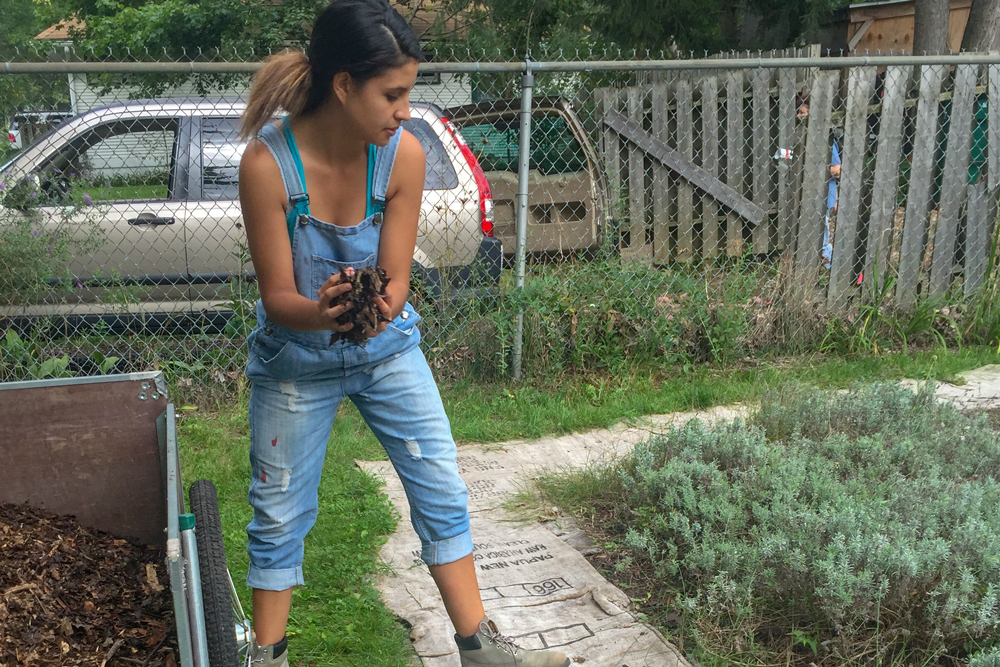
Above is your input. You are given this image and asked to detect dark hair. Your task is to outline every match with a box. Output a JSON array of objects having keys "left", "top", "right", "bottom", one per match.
[{"left": 241, "top": 0, "right": 423, "bottom": 139}]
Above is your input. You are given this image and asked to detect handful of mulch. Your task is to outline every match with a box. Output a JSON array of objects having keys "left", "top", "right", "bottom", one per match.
[
  {"left": 329, "top": 266, "right": 391, "bottom": 347},
  {"left": 0, "top": 502, "right": 178, "bottom": 667}
]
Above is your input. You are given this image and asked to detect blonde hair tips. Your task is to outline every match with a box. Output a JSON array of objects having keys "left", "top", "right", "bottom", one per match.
[{"left": 240, "top": 50, "right": 311, "bottom": 140}]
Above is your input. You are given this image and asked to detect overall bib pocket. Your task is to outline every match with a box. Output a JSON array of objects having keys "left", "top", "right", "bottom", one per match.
[{"left": 311, "top": 253, "right": 376, "bottom": 300}]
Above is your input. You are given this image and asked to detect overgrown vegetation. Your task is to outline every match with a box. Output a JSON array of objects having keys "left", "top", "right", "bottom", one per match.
[
  {"left": 536, "top": 382, "right": 1000, "bottom": 667},
  {"left": 2, "top": 237, "right": 999, "bottom": 387},
  {"left": 0, "top": 178, "right": 103, "bottom": 306},
  {"left": 1, "top": 164, "right": 997, "bottom": 387},
  {"left": 418, "top": 225, "right": 1000, "bottom": 383}
]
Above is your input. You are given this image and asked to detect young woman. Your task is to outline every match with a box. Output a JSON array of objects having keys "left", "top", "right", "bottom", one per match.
[{"left": 237, "top": 2, "right": 570, "bottom": 665}]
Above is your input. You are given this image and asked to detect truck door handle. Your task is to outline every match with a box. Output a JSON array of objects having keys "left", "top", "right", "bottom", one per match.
[{"left": 129, "top": 213, "right": 175, "bottom": 226}]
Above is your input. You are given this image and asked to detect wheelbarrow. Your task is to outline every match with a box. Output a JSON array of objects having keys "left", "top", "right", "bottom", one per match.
[{"left": 0, "top": 371, "right": 252, "bottom": 667}]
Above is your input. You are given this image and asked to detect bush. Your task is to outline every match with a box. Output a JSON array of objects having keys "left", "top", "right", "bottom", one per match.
[
  {"left": 0, "top": 178, "right": 103, "bottom": 305},
  {"left": 0, "top": 199, "right": 77, "bottom": 305},
  {"left": 420, "top": 255, "right": 770, "bottom": 379},
  {"left": 970, "top": 649, "right": 1000, "bottom": 667},
  {"left": 562, "top": 382, "right": 1000, "bottom": 665}
]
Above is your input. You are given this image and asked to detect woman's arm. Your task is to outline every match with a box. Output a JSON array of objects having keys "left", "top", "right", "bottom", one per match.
[
  {"left": 239, "top": 138, "right": 355, "bottom": 333},
  {"left": 375, "top": 129, "right": 426, "bottom": 322}
]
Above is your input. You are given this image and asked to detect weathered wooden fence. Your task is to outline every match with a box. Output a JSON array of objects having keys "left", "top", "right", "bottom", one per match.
[{"left": 595, "top": 62, "right": 998, "bottom": 306}]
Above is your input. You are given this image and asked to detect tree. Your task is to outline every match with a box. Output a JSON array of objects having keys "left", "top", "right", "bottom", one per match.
[
  {"left": 588, "top": 0, "right": 728, "bottom": 54},
  {"left": 961, "top": 0, "right": 1000, "bottom": 52},
  {"left": 28, "top": 0, "right": 345, "bottom": 99},
  {"left": 0, "top": 0, "right": 42, "bottom": 51},
  {"left": 37, "top": 0, "right": 336, "bottom": 59},
  {"left": 46, "top": 0, "right": 852, "bottom": 62},
  {"left": 589, "top": 0, "right": 851, "bottom": 55},
  {"left": 912, "top": 0, "right": 950, "bottom": 55},
  {"left": 0, "top": 0, "right": 53, "bottom": 157},
  {"left": 430, "top": 0, "right": 852, "bottom": 57},
  {"left": 425, "top": 0, "right": 596, "bottom": 58}
]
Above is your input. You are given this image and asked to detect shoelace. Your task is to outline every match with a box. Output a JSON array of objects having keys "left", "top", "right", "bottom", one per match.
[{"left": 481, "top": 620, "right": 519, "bottom": 656}]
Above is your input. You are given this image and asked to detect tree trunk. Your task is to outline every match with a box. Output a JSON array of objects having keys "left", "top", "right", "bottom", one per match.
[
  {"left": 961, "top": 0, "right": 1000, "bottom": 52},
  {"left": 913, "top": 0, "right": 951, "bottom": 54}
]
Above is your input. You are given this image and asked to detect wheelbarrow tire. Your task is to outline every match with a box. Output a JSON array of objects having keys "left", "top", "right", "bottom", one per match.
[{"left": 189, "top": 479, "right": 240, "bottom": 667}]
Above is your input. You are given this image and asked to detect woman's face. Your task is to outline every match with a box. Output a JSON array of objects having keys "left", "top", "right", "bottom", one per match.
[{"left": 338, "top": 60, "right": 419, "bottom": 146}]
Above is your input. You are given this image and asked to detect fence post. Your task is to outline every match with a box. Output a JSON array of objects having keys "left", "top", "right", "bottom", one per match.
[{"left": 512, "top": 60, "right": 534, "bottom": 381}]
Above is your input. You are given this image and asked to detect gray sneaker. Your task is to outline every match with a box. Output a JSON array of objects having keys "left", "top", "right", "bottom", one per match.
[
  {"left": 457, "top": 617, "right": 570, "bottom": 667},
  {"left": 249, "top": 636, "right": 289, "bottom": 667}
]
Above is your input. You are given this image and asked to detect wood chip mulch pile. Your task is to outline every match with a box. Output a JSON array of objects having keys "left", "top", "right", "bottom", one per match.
[{"left": 0, "top": 502, "right": 178, "bottom": 666}]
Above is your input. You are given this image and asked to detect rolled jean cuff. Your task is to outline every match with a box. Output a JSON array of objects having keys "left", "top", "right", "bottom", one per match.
[
  {"left": 246, "top": 563, "right": 305, "bottom": 591},
  {"left": 420, "top": 529, "right": 474, "bottom": 566}
]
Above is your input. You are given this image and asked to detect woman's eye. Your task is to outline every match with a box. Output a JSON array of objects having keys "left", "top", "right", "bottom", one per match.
[{"left": 387, "top": 95, "right": 399, "bottom": 102}]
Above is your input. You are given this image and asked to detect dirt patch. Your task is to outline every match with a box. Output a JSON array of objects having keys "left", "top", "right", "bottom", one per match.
[
  {"left": 566, "top": 514, "right": 691, "bottom": 652},
  {"left": 566, "top": 509, "right": 885, "bottom": 667},
  {"left": 1, "top": 502, "right": 177, "bottom": 667}
]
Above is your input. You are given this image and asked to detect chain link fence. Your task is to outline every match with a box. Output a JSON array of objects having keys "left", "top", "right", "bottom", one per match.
[{"left": 2, "top": 47, "right": 999, "bottom": 386}]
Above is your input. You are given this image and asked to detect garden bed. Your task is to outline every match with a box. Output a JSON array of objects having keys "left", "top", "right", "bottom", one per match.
[{"left": 538, "top": 383, "right": 1000, "bottom": 667}]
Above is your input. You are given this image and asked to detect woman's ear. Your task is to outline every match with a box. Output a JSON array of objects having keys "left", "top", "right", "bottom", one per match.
[{"left": 332, "top": 71, "right": 353, "bottom": 105}]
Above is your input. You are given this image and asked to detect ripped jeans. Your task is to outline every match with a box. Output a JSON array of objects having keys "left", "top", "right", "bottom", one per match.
[{"left": 245, "top": 346, "right": 472, "bottom": 590}]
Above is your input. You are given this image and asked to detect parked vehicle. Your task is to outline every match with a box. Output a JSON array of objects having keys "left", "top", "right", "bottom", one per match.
[
  {"left": 7, "top": 110, "right": 75, "bottom": 151},
  {"left": 0, "top": 98, "right": 501, "bottom": 327},
  {"left": 446, "top": 96, "right": 612, "bottom": 256}
]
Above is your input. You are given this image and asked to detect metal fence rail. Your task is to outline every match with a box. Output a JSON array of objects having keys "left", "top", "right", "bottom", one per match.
[{"left": 2, "top": 52, "right": 999, "bottom": 384}]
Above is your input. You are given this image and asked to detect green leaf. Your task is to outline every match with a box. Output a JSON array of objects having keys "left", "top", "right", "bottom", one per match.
[
  {"left": 100, "top": 356, "right": 120, "bottom": 374},
  {"left": 36, "top": 355, "right": 70, "bottom": 378},
  {"left": 2, "top": 329, "right": 24, "bottom": 353}
]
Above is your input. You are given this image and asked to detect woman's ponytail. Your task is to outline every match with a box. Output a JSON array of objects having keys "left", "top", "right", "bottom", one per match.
[{"left": 240, "top": 50, "right": 311, "bottom": 140}]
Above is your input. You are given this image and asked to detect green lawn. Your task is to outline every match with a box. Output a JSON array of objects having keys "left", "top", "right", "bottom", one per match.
[
  {"left": 177, "top": 408, "right": 414, "bottom": 667},
  {"left": 175, "top": 346, "right": 1000, "bottom": 666},
  {"left": 81, "top": 184, "right": 168, "bottom": 202}
]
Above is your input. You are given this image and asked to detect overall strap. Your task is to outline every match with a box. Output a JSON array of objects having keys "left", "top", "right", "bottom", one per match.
[
  {"left": 369, "top": 131, "right": 402, "bottom": 219},
  {"left": 257, "top": 119, "right": 396, "bottom": 238},
  {"left": 366, "top": 144, "right": 377, "bottom": 218},
  {"left": 256, "top": 119, "right": 310, "bottom": 241}
]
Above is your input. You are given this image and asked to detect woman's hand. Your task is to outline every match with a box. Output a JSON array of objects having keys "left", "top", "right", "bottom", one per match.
[
  {"left": 317, "top": 267, "right": 355, "bottom": 333},
  {"left": 363, "top": 293, "right": 392, "bottom": 339}
]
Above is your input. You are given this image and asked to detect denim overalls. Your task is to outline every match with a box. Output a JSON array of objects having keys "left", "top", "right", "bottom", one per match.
[
  {"left": 247, "top": 119, "right": 420, "bottom": 378},
  {"left": 244, "top": 119, "right": 473, "bottom": 591}
]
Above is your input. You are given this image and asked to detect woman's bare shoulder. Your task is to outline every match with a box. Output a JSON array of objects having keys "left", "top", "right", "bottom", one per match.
[
  {"left": 239, "top": 136, "right": 286, "bottom": 197},
  {"left": 397, "top": 128, "right": 426, "bottom": 166}
]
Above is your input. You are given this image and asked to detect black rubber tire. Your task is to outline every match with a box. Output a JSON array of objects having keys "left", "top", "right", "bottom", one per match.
[{"left": 189, "top": 479, "right": 239, "bottom": 667}]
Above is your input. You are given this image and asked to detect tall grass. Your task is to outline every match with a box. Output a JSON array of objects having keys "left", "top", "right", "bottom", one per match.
[{"left": 965, "top": 214, "right": 1000, "bottom": 353}]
